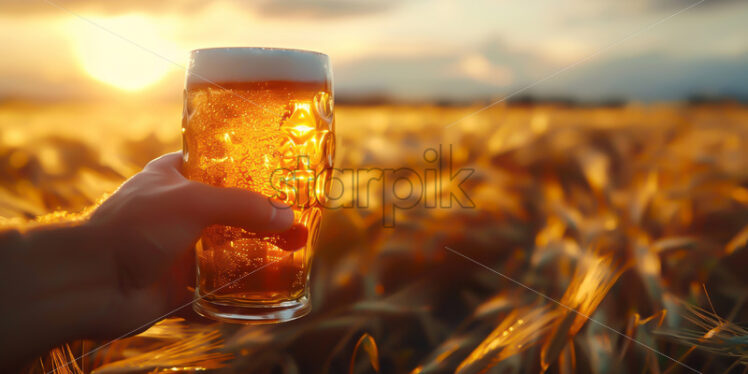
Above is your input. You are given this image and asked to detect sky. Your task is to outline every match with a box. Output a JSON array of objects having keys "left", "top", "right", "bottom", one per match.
[{"left": 1, "top": 0, "right": 747, "bottom": 102}]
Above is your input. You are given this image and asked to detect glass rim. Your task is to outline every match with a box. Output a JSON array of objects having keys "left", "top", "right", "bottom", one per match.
[{"left": 189, "top": 46, "right": 329, "bottom": 58}]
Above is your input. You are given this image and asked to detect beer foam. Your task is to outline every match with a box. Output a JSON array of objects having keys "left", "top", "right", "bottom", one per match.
[{"left": 187, "top": 47, "right": 331, "bottom": 84}]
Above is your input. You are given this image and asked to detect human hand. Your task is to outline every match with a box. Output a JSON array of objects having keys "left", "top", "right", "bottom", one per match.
[
  {"left": 1, "top": 152, "right": 311, "bottom": 368},
  {"left": 82, "top": 151, "right": 301, "bottom": 337}
]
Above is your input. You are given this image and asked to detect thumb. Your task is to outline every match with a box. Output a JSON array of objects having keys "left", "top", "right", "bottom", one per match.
[{"left": 182, "top": 181, "right": 294, "bottom": 233}]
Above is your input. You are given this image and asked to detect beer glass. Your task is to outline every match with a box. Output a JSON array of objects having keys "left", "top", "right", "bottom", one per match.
[{"left": 182, "top": 48, "right": 334, "bottom": 323}]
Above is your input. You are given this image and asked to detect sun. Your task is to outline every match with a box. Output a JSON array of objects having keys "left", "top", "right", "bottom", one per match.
[{"left": 70, "top": 14, "right": 175, "bottom": 91}]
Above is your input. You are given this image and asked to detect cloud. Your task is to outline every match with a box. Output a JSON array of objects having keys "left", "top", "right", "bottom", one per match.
[
  {"left": 334, "top": 39, "right": 549, "bottom": 100},
  {"left": 0, "top": 0, "right": 400, "bottom": 18},
  {"left": 0, "top": 0, "right": 205, "bottom": 15},
  {"left": 644, "top": 0, "right": 745, "bottom": 11},
  {"left": 599, "top": 0, "right": 747, "bottom": 14},
  {"left": 332, "top": 34, "right": 748, "bottom": 103},
  {"left": 453, "top": 54, "right": 513, "bottom": 86},
  {"left": 252, "top": 0, "right": 399, "bottom": 19},
  {"left": 536, "top": 51, "right": 748, "bottom": 101}
]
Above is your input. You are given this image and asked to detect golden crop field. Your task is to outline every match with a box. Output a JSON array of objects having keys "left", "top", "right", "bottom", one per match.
[{"left": 2, "top": 101, "right": 748, "bottom": 373}]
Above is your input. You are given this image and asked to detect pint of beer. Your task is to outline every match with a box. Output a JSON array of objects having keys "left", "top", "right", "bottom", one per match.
[{"left": 182, "top": 48, "right": 334, "bottom": 323}]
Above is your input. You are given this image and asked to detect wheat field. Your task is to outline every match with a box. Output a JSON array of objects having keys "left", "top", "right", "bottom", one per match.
[{"left": 2, "top": 101, "right": 747, "bottom": 373}]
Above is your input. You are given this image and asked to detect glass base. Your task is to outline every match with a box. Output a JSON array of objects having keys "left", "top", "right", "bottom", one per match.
[{"left": 193, "top": 295, "right": 311, "bottom": 324}]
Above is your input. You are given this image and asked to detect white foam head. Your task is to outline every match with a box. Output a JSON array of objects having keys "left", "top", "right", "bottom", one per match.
[{"left": 187, "top": 47, "right": 331, "bottom": 85}]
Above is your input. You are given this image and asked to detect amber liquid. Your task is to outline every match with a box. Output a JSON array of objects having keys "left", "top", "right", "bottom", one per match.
[{"left": 182, "top": 80, "right": 334, "bottom": 305}]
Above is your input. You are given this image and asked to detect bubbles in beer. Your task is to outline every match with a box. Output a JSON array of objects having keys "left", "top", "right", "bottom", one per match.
[{"left": 183, "top": 81, "right": 333, "bottom": 303}]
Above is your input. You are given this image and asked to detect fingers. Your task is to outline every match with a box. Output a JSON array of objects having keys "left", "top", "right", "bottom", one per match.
[
  {"left": 146, "top": 152, "right": 295, "bottom": 233},
  {"left": 185, "top": 182, "right": 294, "bottom": 233},
  {"left": 274, "top": 224, "right": 308, "bottom": 252},
  {"left": 163, "top": 240, "right": 196, "bottom": 309},
  {"left": 144, "top": 152, "right": 183, "bottom": 172}
]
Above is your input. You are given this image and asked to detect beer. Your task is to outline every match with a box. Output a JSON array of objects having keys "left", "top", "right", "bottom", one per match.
[{"left": 182, "top": 48, "right": 334, "bottom": 322}]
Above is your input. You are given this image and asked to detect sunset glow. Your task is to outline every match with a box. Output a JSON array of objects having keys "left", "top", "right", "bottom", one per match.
[
  {"left": 1, "top": 1, "right": 747, "bottom": 372},
  {"left": 70, "top": 14, "right": 175, "bottom": 91}
]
